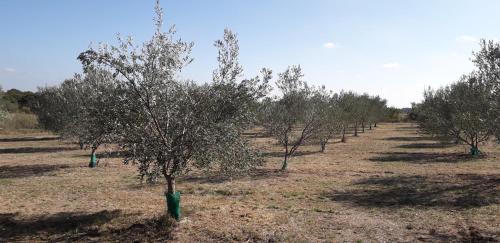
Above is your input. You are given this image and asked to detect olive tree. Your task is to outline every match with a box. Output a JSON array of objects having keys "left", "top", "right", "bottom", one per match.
[
  {"left": 416, "top": 73, "right": 495, "bottom": 154},
  {"left": 415, "top": 39, "right": 500, "bottom": 154},
  {"left": 313, "top": 88, "right": 342, "bottom": 152},
  {"left": 78, "top": 1, "right": 269, "bottom": 219},
  {"left": 36, "top": 80, "right": 79, "bottom": 137},
  {"left": 368, "top": 96, "right": 388, "bottom": 128},
  {"left": 35, "top": 69, "right": 121, "bottom": 167},
  {"left": 337, "top": 91, "right": 358, "bottom": 141},
  {"left": 262, "top": 66, "right": 323, "bottom": 170},
  {"left": 73, "top": 69, "right": 123, "bottom": 167},
  {"left": 472, "top": 39, "right": 500, "bottom": 142}
]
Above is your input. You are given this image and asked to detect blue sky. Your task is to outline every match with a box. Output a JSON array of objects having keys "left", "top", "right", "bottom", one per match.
[{"left": 1, "top": 0, "right": 500, "bottom": 107}]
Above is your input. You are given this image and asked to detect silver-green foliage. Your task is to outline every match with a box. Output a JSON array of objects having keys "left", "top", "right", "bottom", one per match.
[
  {"left": 262, "top": 66, "right": 324, "bottom": 170},
  {"left": 35, "top": 69, "right": 121, "bottom": 153},
  {"left": 78, "top": 2, "right": 269, "bottom": 190},
  {"left": 416, "top": 72, "right": 495, "bottom": 150}
]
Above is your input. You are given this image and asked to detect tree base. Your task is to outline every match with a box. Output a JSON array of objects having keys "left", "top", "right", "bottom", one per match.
[{"left": 166, "top": 192, "right": 181, "bottom": 221}]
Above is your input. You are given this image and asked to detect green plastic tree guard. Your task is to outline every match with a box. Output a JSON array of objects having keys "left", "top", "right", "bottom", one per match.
[
  {"left": 470, "top": 146, "right": 480, "bottom": 156},
  {"left": 89, "top": 153, "right": 97, "bottom": 168},
  {"left": 166, "top": 191, "right": 181, "bottom": 221}
]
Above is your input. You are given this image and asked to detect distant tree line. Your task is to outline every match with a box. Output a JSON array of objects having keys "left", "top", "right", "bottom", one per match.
[
  {"left": 0, "top": 87, "right": 40, "bottom": 130},
  {"left": 0, "top": 87, "right": 38, "bottom": 113},
  {"left": 413, "top": 40, "right": 500, "bottom": 155},
  {"left": 30, "top": 1, "right": 393, "bottom": 220}
]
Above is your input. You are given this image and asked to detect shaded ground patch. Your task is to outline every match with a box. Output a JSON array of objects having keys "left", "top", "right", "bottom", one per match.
[
  {"left": 0, "top": 164, "right": 73, "bottom": 179},
  {"left": 98, "top": 214, "right": 175, "bottom": 242},
  {"left": 260, "top": 150, "right": 319, "bottom": 158},
  {"left": 422, "top": 226, "right": 499, "bottom": 243},
  {"left": 178, "top": 168, "right": 288, "bottom": 185},
  {"left": 241, "top": 131, "right": 271, "bottom": 138},
  {"left": 0, "top": 146, "right": 78, "bottom": 154},
  {"left": 382, "top": 136, "right": 432, "bottom": 142},
  {"left": 368, "top": 152, "right": 482, "bottom": 163},
  {"left": 395, "top": 142, "right": 455, "bottom": 149},
  {"left": 74, "top": 150, "right": 126, "bottom": 159},
  {"left": 0, "top": 210, "right": 121, "bottom": 241},
  {"left": 0, "top": 211, "right": 175, "bottom": 242},
  {"left": 0, "top": 136, "right": 60, "bottom": 142},
  {"left": 323, "top": 174, "right": 500, "bottom": 209}
]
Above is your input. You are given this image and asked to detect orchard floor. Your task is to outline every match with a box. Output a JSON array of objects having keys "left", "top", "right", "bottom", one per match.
[{"left": 0, "top": 123, "right": 499, "bottom": 242}]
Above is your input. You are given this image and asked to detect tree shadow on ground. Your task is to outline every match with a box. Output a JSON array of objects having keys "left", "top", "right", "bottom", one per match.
[
  {"left": 422, "top": 226, "right": 499, "bottom": 243},
  {"left": 241, "top": 131, "right": 272, "bottom": 138},
  {"left": 0, "top": 210, "right": 121, "bottom": 241},
  {"left": 165, "top": 168, "right": 289, "bottom": 186},
  {"left": 394, "top": 125, "right": 419, "bottom": 130},
  {"left": 74, "top": 151, "right": 126, "bottom": 159},
  {"left": 0, "top": 146, "right": 78, "bottom": 154},
  {"left": 368, "top": 152, "right": 482, "bottom": 163},
  {"left": 101, "top": 214, "right": 175, "bottom": 242},
  {"left": 395, "top": 143, "right": 455, "bottom": 149},
  {"left": 382, "top": 136, "right": 432, "bottom": 142},
  {"left": 322, "top": 174, "right": 500, "bottom": 209},
  {"left": 260, "top": 150, "right": 319, "bottom": 158},
  {"left": 0, "top": 164, "right": 74, "bottom": 179},
  {"left": 0, "top": 211, "right": 175, "bottom": 242},
  {"left": 0, "top": 136, "right": 61, "bottom": 142}
]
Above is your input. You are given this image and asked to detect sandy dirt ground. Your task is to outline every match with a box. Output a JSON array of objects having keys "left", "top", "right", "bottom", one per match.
[{"left": 0, "top": 123, "right": 499, "bottom": 242}]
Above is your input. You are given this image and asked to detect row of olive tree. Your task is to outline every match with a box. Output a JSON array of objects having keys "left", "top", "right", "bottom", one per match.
[
  {"left": 34, "top": 0, "right": 390, "bottom": 219},
  {"left": 259, "top": 70, "right": 389, "bottom": 171},
  {"left": 413, "top": 40, "right": 500, "bottom": 155}
]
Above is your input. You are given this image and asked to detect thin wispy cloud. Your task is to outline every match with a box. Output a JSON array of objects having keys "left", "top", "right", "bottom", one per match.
[
  {"left": 323, "top": 42, "right": 339, "bottom": 49},
  {"left": 382, "top": 62, "right": 401, "bottom": 69},
  {"left": 4, "top": 67, "right": 16, "bottom": 73},
  {"left": 455, "top": 35, "right": 478, "bottom": 43}
]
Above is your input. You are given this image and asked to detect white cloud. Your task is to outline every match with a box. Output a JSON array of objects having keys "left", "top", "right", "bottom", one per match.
[
  {"left": 455, "top": 35, "right": 478, "bottom": 43},
  {"left": 4, "top": 67, "right": 16, "bottom": 73},
  {"left": 382, "top": 62, "right": 401, "bottom": 69},
  {"left": 323, "top": 42, "right": 339, "bottom": 49}
]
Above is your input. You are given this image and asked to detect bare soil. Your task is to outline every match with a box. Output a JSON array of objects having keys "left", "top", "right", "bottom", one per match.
[{"left": 0, "top": 123, "right": 499, "bottom": 242}]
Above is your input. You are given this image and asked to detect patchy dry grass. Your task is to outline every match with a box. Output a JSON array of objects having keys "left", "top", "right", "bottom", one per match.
[{"left": 0, "top": 123, "right": 499, "bottom": 242}]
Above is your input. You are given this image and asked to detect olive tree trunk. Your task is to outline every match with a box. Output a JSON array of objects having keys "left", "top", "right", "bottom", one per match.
[
  {"left": 320, "top": 141, "right": 326, "bottom": 153},
  {"left": 165, "top": 175, "right": 181, "bottom": 220},
  {"left": 341, "top": 126, "right": 346, "bottom": 143}
]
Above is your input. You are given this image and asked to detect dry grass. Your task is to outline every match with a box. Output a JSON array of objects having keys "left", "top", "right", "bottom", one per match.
[
  {"left": 0, "top": 123, "right": 499, "bottom": 242},
  {"left": 0, "top": 113, "right": 39, "bottom": 132}
]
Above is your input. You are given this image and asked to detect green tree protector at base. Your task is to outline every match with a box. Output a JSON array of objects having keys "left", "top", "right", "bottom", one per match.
[
  {"left": 470, "top": 146, "right": 480, "bottom": 156},
  {"left": 166, "top": 192, "right": 181, "bottom": 221},
  {"left": 89, "top": 152, "right": 97, "bottom": 168}
]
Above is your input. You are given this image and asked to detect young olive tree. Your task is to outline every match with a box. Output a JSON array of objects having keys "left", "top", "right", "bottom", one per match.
[
  {"left": 337, "top": 91, "right": 358, "bottom": 141},
  {"left": 313, "top": 88, "right": 342, "bottom": 152},
  {"left": 368, "top": 96, "right": 388, "bottom": 128},
  {"left": 357, "top": 94, "right": 371, "bottom": 133},
  {"left": 262, "top": 66, "right": 323, "bottom": 170},
  {"left": 472, "top": 39, "right": 500, "bottom": 142},
  {"left": 35, "top": 69, "right": 121, "bottom": 167},
  {"left": 78, "top": 1, "right": 269, "bottom": 219},
  {"left": 416, "top": 73, "right": 495, "bottom": 154},
  {"left": 73, "top": 69, "right": 123, "bottom": 167},
  {"left": 35, "top": 80, "right": 80, "bottom": 138}
]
